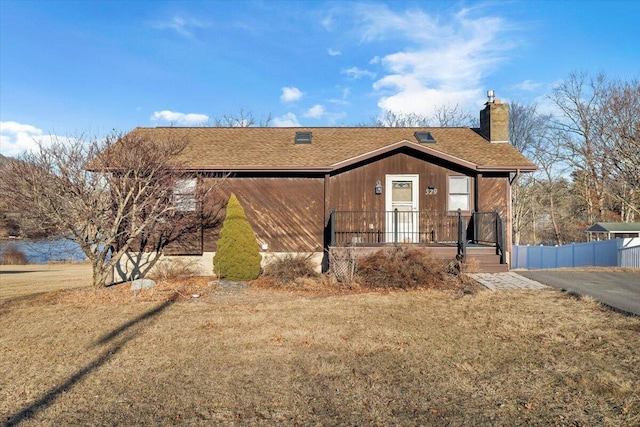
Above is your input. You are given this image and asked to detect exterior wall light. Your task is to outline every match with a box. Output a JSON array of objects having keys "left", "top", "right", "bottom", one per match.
[
  {"left": 426, "top": 184, "right": 437, "bottom": 195},
  {"left": 375, "top": 180, "right": 382, "bottom": 195}
]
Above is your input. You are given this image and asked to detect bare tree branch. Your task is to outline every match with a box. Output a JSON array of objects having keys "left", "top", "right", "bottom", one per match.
[{"left": 0, "top": 131, "right": 225, "bottom": 287}]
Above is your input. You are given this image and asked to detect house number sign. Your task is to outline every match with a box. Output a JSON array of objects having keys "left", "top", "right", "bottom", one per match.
[{"left": 425, "top": 188, "right": 437, "bottom": 195}]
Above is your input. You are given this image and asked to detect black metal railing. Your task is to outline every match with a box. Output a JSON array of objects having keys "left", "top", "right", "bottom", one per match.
[
  {"left": 329, "top": 209, "right": 506, "bottom": 261},
  {"left": 330, "top": 209, "right": 469, "bottom": 245},
  {"left": 473, "top": 211, "right": 497, "bottom": 243}
]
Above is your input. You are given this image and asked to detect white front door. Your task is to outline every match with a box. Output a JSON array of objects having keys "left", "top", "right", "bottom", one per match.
[{"left": 385, "top": 175, "right": 419, "bottom": 243}]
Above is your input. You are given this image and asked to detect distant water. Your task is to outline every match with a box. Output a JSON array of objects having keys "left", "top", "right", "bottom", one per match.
[{"left": 0, "top": 239, "right": 86, "bottom": 264}]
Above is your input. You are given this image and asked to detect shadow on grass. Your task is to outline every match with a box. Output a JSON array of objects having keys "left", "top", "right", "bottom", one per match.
[
  {"left": 2, "top": 293, "right": 179, "bottom": 427},
  {"left": 93, "top": 293, "right": 178, "bottom": 347}
]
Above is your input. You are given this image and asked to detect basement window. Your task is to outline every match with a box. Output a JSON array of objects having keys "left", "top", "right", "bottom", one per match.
[
  {"left": 294, "top": 131, "right": 312, "bottom": 144},
  {"left": 415, "top": 131, "right": 435, "bottom": 143}
]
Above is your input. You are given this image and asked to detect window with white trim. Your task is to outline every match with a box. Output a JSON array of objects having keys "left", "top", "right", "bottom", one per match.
[
  {"left": 448, "top": 176, "right": 470, "bottom": 211},
  {"left": 173, "top": 178, "right": 197, "bottom": 212}
]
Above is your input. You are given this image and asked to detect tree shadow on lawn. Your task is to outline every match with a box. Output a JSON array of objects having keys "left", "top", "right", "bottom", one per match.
[{"left": 3, "top": 293, "right": 179, "bottom": 427}]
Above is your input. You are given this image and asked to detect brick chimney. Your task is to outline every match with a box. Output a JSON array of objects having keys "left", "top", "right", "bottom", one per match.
[{"left": 480, "top": 90, "right": 509, "bottom": 143}]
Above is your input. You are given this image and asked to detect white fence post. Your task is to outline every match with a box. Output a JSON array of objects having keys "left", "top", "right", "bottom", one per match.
[{"left": 619, "top": 238, "right": 640, "bottom": 269}]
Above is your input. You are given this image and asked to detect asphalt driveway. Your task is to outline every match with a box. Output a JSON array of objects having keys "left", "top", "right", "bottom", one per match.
[{"left": 516, "top": 270, "right": 640, "bottom": 316}]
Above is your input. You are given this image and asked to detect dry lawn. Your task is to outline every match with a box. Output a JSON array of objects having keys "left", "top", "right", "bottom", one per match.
[
  {"left": 0, "top": 263, "right": 93, "bottom": 300},
  {"left": 1, "top": 271, "right": 639, "bottom": 426}
]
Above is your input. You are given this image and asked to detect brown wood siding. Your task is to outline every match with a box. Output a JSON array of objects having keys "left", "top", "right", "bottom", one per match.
[
  {"left": 194, "top": 153, "right": 512, "bottom": 255},
  {"left": 202, "top": 177, "right": 324, "bottom": 252},
  {"left": 329, "top": 151, "right": 475, "bottom": 214},
  {"left": 477, "top": 173, "right": 512, "bottom": 252},
  {"left": 477, "top": 174, "right": 508, "bottom": 215}
]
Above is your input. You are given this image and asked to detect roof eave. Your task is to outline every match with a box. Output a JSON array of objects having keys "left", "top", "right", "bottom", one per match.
[
  {"left": 476, "top": 165, "right": 538, "bottom": 173},
  {"left": 185, "top": 166, "right": 333, "bottom": 173}
]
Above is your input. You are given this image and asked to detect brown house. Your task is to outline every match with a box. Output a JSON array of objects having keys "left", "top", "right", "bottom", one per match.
[{"left": 124, "top": 97, "right": 536, "bottom": 273}]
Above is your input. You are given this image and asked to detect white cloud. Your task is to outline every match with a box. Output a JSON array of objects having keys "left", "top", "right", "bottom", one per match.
[
  {"left": 273, "top": 112, "right": 301, "bottom": 127},
  {"left": 153, "top": 16, "right": 209, "bottom": 38},
  {"left": 321, "top": 15, "right": 334, "bottom": 31},
  {"left": 0, "top": 121, "right": 74, "bottom": 157},
  {"left": 304, "top": 104, "right": 325, "bottom": 119},
  {"left": 329, "top": 87, "right": 351, "bottom": 105},
  {"left": 0, "top": 121, "right": 45, "bottom": 157},
  {"left": 533, "top": 93, "right": 563, "bottom": 117},
  {"left": 346, "top": 4, "right": 517, "bottom": 117},
  {"left": 513, "top": 79, "right": 544, "bottom": 92},
  {"left": 325, "top": 111, "right": 348, "bottom": 125},
  {"left": 328, "top": 48, "right": 342, "bottom": 56},
  {"left": 342, "top": 67, "right": 377, "bottom": 80},
  {"left": 280, "top": 87, "right": 303, "bottom": 103},
  {"left": 328, "top": 99, "right": 349, "bottom": 106},
  {"left": 150, "top": 110, "right": 209, "bottom": 125}
]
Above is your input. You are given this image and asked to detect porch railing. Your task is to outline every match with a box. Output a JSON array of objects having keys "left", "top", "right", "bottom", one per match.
[{"left": 329, "top": 209, "right": 506, "bottom": 260}]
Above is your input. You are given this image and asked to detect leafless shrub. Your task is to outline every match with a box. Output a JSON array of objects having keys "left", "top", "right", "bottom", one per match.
[
  {"left": 263, "top": 253, "right": 319, "bottom": 284},
  {"left": 148, "top": 258, "right": 203, "bottom": 281},
  {"left": 0, "top": 246, "right": 29, "bottom": 265},
  {"left": 357, "top": 247, "right": 447, "bottom": 289}
]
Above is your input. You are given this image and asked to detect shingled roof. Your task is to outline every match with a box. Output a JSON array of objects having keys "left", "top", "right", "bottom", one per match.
[{"left": 125, "top": 126, "right": 537, "bottom": 173}]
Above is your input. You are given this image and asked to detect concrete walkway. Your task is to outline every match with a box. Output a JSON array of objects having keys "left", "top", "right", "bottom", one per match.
[{"left": 469, "top": 272, "right": 550, "bottom": 291}]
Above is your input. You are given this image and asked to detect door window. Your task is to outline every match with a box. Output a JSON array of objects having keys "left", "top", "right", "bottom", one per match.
[{"left": 386, "top": 175, "right": 419, "bottom": 242}]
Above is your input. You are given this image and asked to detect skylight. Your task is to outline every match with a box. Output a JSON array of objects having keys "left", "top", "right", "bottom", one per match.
[
  {"left": 294, "top": 131, "right": 312, "bottom": 144},
  {"left": 415, "top": 131, "right": 435, "bottom": 143}
]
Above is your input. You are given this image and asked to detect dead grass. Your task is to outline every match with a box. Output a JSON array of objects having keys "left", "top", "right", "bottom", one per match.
[
  {"left": 1, "top": 272, "right": 639, "bottom": 426},
  {"left": 0, "top": 262, "right": 93, "bottom": 300}
]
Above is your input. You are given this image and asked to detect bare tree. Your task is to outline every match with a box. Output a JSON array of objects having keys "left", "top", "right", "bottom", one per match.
[
  {"left": 0, "top": 132, "right": 223, "bottom": 287},
  {"left": 509, "top": 101, "right": 554, "bottom": 244},
  {"left": 549, "top": 72, "right": 613, "bottom": 224},
  {"left": 600, "top": 78, "right": 640, "bottom": 220},
  {"left": 365, "top": 110, "right": 432, "bottom": 127},
  {"left": 431, "top": 104, "right": 478, "bottom": 127},
  {"left": 550, "top": 72, "right": 640, "bottom": 224},
  {"left": 531, "top": 130, "right": 572, "bottom": 245},
  {"left": 209, "top": 108, "right": 272, "bottom": 127},
  {"left": 359, "top": 104, "right": 476, "bottom": 127}
]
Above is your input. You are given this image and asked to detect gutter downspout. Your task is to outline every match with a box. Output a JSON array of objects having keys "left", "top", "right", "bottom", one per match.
[{"left": 509, "top": 169, "right": 521, "bottom": 185}]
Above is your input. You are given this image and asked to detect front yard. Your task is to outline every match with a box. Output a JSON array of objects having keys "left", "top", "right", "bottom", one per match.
[{"left": 1, "top": 275, "right": 639, "bottom": 426}]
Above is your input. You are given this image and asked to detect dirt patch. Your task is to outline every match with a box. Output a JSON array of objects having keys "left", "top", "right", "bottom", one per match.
[{"left": 1, "top": 274, "right": 639, "bottom": 426}]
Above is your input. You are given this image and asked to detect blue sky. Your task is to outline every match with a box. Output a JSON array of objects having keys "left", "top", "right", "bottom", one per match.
[{"left": 1, "top": 0, "right": 638, "bottom": 156}]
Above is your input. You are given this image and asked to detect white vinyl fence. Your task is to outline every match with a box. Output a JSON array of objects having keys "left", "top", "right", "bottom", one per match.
[
  {"left": 619, "top": 239, "right": 640, "bottom": 268},
  {"left": 512, "top": 238, "right": 640, "bottom": 270}
]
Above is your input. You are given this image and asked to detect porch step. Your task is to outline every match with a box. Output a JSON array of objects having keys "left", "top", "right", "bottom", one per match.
[
  {"left": 466, "top": 246, "right": 508, "bottom": 273},
  {"left": 473, "top": 263, "right": 509, "bottom": 273}
]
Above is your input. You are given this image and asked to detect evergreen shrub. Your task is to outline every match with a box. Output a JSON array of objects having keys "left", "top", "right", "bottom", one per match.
[{"left": 213, "top": 193, "right": 262, "bottom": 281}]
